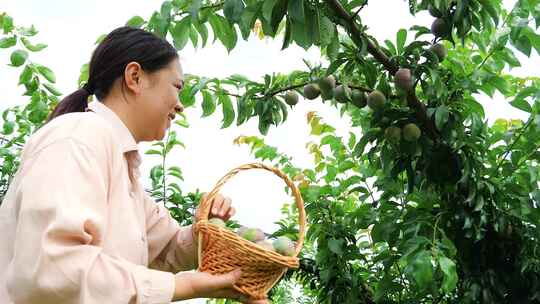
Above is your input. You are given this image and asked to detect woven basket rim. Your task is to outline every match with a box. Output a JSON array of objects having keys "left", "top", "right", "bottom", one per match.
[{"left": 195, "top": 162, "right": 306, "bottom": 257}]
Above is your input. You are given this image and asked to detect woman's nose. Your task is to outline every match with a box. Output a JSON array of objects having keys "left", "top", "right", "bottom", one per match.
[{"left": 175, "top": 103, "right": 184, "bottom": 113}]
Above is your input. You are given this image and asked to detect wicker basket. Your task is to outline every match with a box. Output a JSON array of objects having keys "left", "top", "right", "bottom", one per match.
[{"left": 194, "top": 162, "right": 306, "bottom": 299}]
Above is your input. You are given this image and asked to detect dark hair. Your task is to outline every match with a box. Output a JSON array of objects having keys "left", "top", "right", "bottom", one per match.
[{"left": 46, "top": 26, "right": 178, "bottom": 123}]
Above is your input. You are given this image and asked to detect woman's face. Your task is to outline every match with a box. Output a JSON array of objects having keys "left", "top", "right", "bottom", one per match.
[{"left": 134, "top": 58, "right": 184, "bottom": 142}]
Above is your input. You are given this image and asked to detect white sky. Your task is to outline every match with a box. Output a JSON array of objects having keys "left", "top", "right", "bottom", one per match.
[{"left": 1, "top": 1, "right": 537, "bottom": 303}]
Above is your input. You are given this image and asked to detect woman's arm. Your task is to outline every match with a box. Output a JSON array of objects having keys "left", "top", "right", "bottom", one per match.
[
  {"left": 6, "top": 138, "right": 175, "bottom": 304},
  {"left": 144, "top": 192, "right": 237, "bottom": 273},
  {"left": 143, "top": 192, "right": 199, "bottom": 273}
]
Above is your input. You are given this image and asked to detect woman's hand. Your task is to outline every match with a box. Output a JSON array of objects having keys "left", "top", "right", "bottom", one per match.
[
  {"left": 195, "top": 192, "right": 236, "bottom": 222},
  {"left": 191, "top": 192, "right": 238, "bottom": 256},
  {"left": 173, "top": 269, "right": 270, "bottom": 303}
]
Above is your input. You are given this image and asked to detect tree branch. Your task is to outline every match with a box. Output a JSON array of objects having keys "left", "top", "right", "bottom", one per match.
[
  {"left": 0, "top": 136, "right": 23, "bottom": 148},
  {"left": 325, "top": 0, "right": 438, "bottom": 140},
  {"left": 206, "top": 87, "right": 242, "bottom": 98},
  {"left": 209, "top": 77, "right": 375, "bottom": 104},
  {"left": 351, "top": 2, "right": 367, "bottom": 20},
  {"left": 174, "top": 2, "right": 224, "bottom": 17},
  {"left": 494, "top": 116, "right": 534, "bottom": 173},
  {"left": 468, "top": 6, "right": 516, "bottom": 77}
]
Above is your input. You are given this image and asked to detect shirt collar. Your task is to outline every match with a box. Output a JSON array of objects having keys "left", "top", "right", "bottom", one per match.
[{"left": 86, "top": 101, "right": 139, "bottom": 153}]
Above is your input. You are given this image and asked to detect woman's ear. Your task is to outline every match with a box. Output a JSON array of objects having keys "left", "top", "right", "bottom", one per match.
[{"left": 124, "top": 61, "right": 143, "bottom": 95}]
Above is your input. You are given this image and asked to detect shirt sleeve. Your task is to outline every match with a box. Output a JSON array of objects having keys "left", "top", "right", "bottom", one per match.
[
  {"left": 5, "top": 138, "right": 175, "bottom": 304},
  {"left": 143, "top": 193, "right": 199, "bottom": 273}
]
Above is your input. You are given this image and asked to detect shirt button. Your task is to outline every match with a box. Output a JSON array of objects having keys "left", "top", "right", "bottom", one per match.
[
  {"left": 129, "top": 191, "right": 135, "bottom": 198},
  {"left": 141, "top": 235, "right": 146, "bottom": 243}
]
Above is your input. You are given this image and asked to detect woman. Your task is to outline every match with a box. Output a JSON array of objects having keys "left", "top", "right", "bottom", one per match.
[{"left": 0, "top": 26, "right": 269, "bottom": 303}]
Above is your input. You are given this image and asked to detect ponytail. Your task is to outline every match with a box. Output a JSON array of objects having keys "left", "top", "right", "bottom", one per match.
[
  {"left": 45, "top": 26, "right": 178, "bottom": 124},
  {"left": 45, "top": 83, "right": 94, "bottom": 123}
]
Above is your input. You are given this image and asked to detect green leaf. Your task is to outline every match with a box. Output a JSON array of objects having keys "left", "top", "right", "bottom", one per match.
[
  {"left": 0, "top": 37, "right": 16, "bottom": 48},
  {"left": 435, "top": 106, "right": 449, "bottom": 131},
  {"left": 325, "top": 165, "right": 338, "bottom": 182},
  {"left": 257, "top": 120, "right": 271, "bottom": 136},
  {"left": 489, "top": 76, "right": 509, "bottom": 94},
  {"left": 291, "top": 16, "right": 311, "bottom": 49},
  {"left": 438, "top": 256, "right": 458, "bottom": 292},
  {"left": 78, "top": 63, "right": 89, "bottom": 86},
  {"left": 170, "top": 17, "right": 192, "bottom": 50},
  {"left": 3, "top": 121, "right": 15, "bottom": 135},
  {"left": 384, "top": 40, "right": 397, "bottom": 55},
  {"left": 208, "top": 14, "right": 238, "bottom": 52},
  {"left": 188, "top": 25, "right": 199, "bottom": 48},
  {"left": 371, "top": 220, "right": 394, "bottom": 243},
  {"left": 43, "top": 83, "right": 62, "bottom": 96},
  {"left": 318, "top": 16, "right": 335, "bottom": 46},
  {"left": 277, "top": 98, "right": 288, "bottom": 123},
  {"left": 18, "top": 65, "right": 33, "bottom": 85},
  {"left": 238, "top": 3, "right": 260, "bottom": 40},
  {"left": 189, "top": 0, "right": 202, "bottom": 20},
  {"left": 262, "top": 0, "right": 279, "bottom": 23},
  {"left": 509, "top": 86, "right": 536, "bottom": 113},
  {"left": 407, "top": 250, "right": 433, "bottom": 290},
  {"left": 19, "top": 25, "right": 38, "bottom": 36},
  {"left": 287, "top": 0, "right": 305, "bottom": 24},
  {"left": 148, "top": 11, "right": 169, "bottom": 38},
  {"left": 353, "top": 128, "right": 380, "bottom": 157},
  {"left": 94, "top": 34, "right": 107, "bottom": 45},
  {"left": 224, "top": 0, "right": 245, "bottom": 24},
  {"left": 328, "top": 238, "right": 344, "bottom": 256},
  {"left": 326, "top": 32, "right": 340, "bottom": 59},
  {"left": 193, "top": 22, "right": 208, "bottom": 47},
  {"left": 36, "top": 65, "right": 56, "bottom": 83},
  {"left": 145, "top": 149, "right": 163, "bottom": 156},
  {"left": 219, "top": 94, "right": 235, "bottom": 128},
  {"left": 264, "top": 0, "right": 287, "bottom": 37},
  {"left": 20, "top": 37, "right": 47, "bottom": 52},
  {"left": 201, "top": 90, "right": 217, "bottom": 117},
  {"left": 512, "top": 34, "right": 532, "bottom": 56},
  {"left": 236, "top": 95, "right": 249, "bottom": 125},
  {"left": 500, "top": 48, "right": 521, "bottom": 67},
  {"left": 2, "top": 15, "right": 14, "bottom": 33},
  {"left": 396, "top": 28, "right": 407, "bottom": 54},
  {"left": 160, "top": 1, "right": 173, "bottom": 18},
  {"left": 281, "top": 18, "right": 293, "bottom": 50},
  {"left": 126, "top": 16, "right": 145, "bottom": 28},
  {"left": 308, "top": 6, "right": 320, "bottom": 45},
  {"left": 524, "top": 28, "right": 540, "bottom": 55},
  {"left": 10, "top": 50, "right": 28, "bottom": 67},
  {"left": 510, "top": 98, "right": 532, "bottom": 113}
]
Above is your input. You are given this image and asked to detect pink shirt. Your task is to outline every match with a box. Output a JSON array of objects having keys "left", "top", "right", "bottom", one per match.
[{"left": 0, "top": 101, "right": 198, "bottom": 303}]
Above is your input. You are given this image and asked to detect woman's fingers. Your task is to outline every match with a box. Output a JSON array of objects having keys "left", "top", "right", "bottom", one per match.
[
  {"left": 204, "top": 288, "right": 246, "bottom": 300},
  {"left": 211, "top": 194, "right": 225, "bottom": 216},
  {"left": 198, "top": 192, "right": 235, "bottom": 221},
  {"left": 218, "top": 197, "right": 232, "bottom": 218},
  {"left": 174, "top": 269, "right": 242, "bottom": 300},
  {"left": 225, "top": 206, "right": 236, "bottom": 221},
  {"left": 206, "top": 289, "right": 270, "bottom": 304},
  {"left": 192, "top": 269, "right": 242, "bottom": 294}
]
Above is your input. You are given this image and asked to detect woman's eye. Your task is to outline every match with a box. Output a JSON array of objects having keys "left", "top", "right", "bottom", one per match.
[{"left": 174, "top": 83, "right": 183, "bottom": 91}]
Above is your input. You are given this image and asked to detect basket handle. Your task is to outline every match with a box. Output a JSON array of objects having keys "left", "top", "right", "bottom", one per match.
[{"left": 196, "top": 162, "right": 306, "bottom": 256}]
